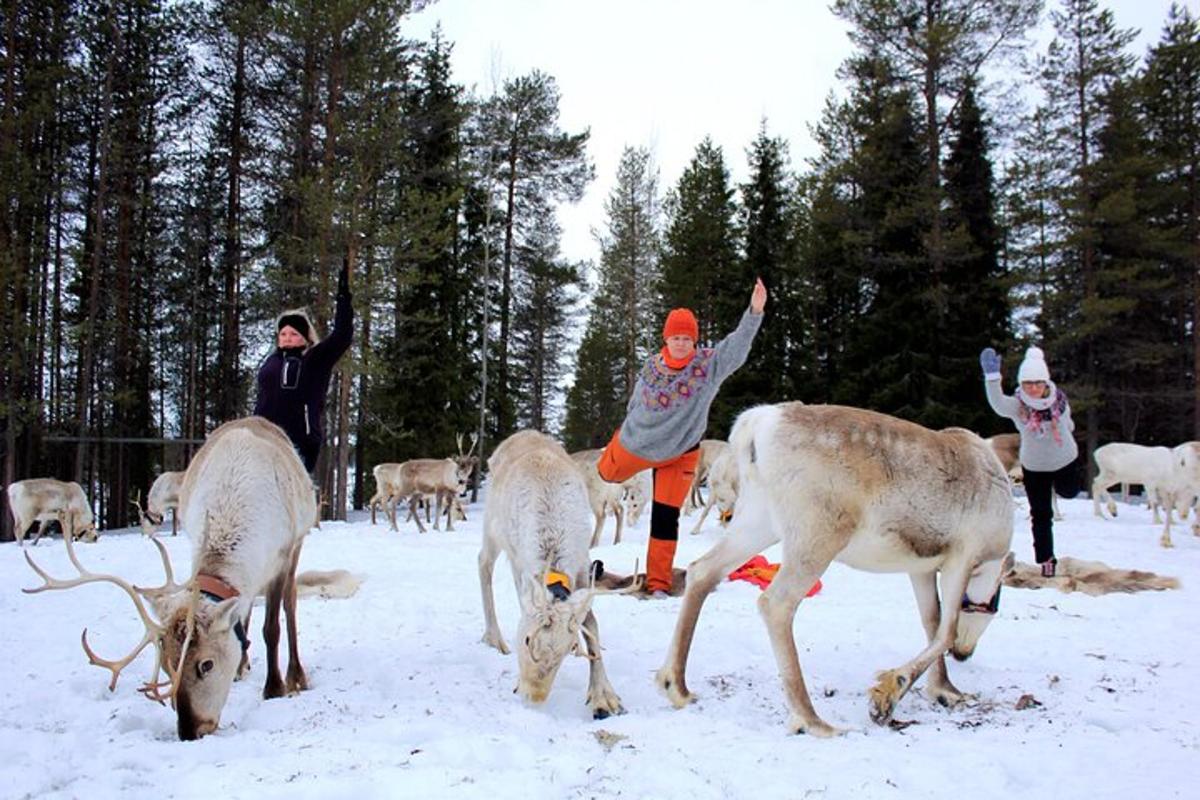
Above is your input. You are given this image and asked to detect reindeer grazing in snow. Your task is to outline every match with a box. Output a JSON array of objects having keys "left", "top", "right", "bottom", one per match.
[
  {"left": 6, "top": 478, "right": 97, "bottom": 545},
  {"left": 24, "top": 417, "right": 316, "bottom": 740},
  {"left": 683, "top": 439, "right": 730, "bottom": 515},
  {"left": 656, "top": 403, "right": 1014, "bottom": 736},
  {"left": 135, "top": 470, "right": 185, "bottom": 536},
  {"left": 479, "top": 430, "right": 630, "bottom": 718},
  {"left": 569, "top": 448, "right": 650, "bottom": 547},
  {"left": 687, "top": 447, "right": 739, "bottom": 535}
]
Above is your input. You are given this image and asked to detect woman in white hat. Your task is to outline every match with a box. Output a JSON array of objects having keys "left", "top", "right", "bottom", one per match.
[{"left": 979, "top": 345, "right": 1079, "bottom": 577}]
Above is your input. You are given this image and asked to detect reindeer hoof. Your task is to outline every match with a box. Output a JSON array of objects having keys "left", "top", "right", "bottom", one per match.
[
  {"left": 286, "top": 667, "right": 309, "bottom": 694},
  {"left": 588, "top": 690, "right": 625, "bottom": 720},
  {"left": 927, "top": 684, "right": 971, "bottom": 709},
  {"left": 482, "top": 630, "right": 510, "bottom": 655},
  {"left": 263, "top": 677, "right": 286, "bottom": 700},
  {"left": 788, "top": 714, "right": 843, "bottom": 738},
  {"left": 655, "top": 667, "right": 693, "bottom": 708},
  {"left": 868, "top": 670, "right": 909, "bottom": 724}
]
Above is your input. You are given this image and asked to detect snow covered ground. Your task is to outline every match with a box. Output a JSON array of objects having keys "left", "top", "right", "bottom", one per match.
[{"left": 1, "top": 493, "right": 1196, "bottom": 800}]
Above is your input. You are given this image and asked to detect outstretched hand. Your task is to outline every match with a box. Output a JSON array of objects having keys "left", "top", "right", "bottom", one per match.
[
  {"left": 979, "top": 347, "right": 1001, "bottom": 376},
  {"left": 750, "top": 277, "right": 767, "bottom": 314}
]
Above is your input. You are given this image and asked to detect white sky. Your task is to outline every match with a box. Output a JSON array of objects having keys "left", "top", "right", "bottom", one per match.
[{"left": 407, "top": 0, "right": 1194, "bottom": 265}]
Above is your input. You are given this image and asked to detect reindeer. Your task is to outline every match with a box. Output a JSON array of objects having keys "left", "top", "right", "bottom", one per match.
[
  {"left": 135, "top": 470, "right": 185, "bottom": 536},
  {"left": 687, "top": 447, "right": 739, "bottom": 535},
  {"left": 23, "top": 417, "right": 316, "bottom": 740},
  {"left": 370, "top": 433, "right": 477, "bottom": 532},
  {"left": 6, "top": 478, "right": 97, "bottom": 545},
  {"left": 656, "top": 403, "right": 1014, "bottom": 736},
  {"left": 683, "top": 439, "right": 730, "bottom": 515},
  {"left": 569, "top": 448, "right": 650, "bottom": 547},
  {"left": 479, "top": 430, "right": 630, "bottom": 718}
]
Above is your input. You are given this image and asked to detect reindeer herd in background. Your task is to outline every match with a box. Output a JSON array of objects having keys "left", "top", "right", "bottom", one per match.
[{"left": 3, "top": 408, "right": 1194, "bottom": 740}]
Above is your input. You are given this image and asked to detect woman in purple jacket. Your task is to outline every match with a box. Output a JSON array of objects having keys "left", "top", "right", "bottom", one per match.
[{"left": 254, "top": 263, "right": 353, "bottom": 474}]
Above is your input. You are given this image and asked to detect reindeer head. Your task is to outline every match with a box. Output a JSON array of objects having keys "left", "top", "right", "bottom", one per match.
[
  {"left": 55, "top": 508, "right": 98, "bottom": 543},
  {"left": 951, "top": 551, "right": 1014, "bottom": 661},
  {"left": 132, "top": 491, "right": 163, "bottom": 536},
  {"left": 623, "top": 478, "right": 649, "bottom": 526},
  {"left": 454, "top": 432, "right": 480, "bottom": 485},
  {"left": 149, "top": 592, "right": 245, "bottom": 740},
  {"left": 23, "top": 529, "right": 246, "bottom": 741},
  {"left": 514, "top": 575, "right": 594, "bottom": 703}
]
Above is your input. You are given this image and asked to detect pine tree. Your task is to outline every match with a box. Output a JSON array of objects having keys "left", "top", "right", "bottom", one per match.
[
  {"left": 510, "top": 214, "right": 583, "bottom": 433},
  {"left": 1038, "top": 0, "right": 1138, "bottom": 473},
  {"left": 593, "top": 146, "right": 663, "bottom": 398},
  {"left": 713, "top": 122, "right": 797, "bottom": 434},
  {"left": 941, "top": 81, "right": 1010, "bottom": 433},
  {"left": 1089, "top": 78, "right": 1176, "bottom": 444},
  {"left": 1140, "top": 4, "right": 1200, "bottom": 436},
  {"left": 473, "top": 71, "right": 592, "bottom": 439},
  {"left": 658, "top": 136, "right": 740, "bottom": 344},
  {"left": 838, "top": 59, "right": 933, "bottom": 423}
]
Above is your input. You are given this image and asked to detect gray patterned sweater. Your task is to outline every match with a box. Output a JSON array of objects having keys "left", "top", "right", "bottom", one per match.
[
  {"left": 617, "top": 309, "right": 763, "bottom": 462},
  {"left": 984, "top": 378, "right": 1078, "bottom": 472}
]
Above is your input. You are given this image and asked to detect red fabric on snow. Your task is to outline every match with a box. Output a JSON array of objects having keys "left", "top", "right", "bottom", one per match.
[{"left": 728, "top": 555, "right": 822, "bottom": 596}]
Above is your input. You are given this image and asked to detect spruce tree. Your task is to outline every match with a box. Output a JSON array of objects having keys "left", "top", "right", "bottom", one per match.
[
  {"left": 658, "top": 137, "right": 739, "bottom": 345},
  {"left": 941, "top": 81, "right": 1010, "bottom": 433},
  {"left": 1141, "top": 4, "right": 1200, "bottom": 436},
  {"left": 1037, "top": 0, "right": 1137, "bottom": 472}
]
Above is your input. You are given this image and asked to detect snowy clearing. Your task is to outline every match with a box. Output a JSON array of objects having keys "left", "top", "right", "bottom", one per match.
[{"left": 1, "top": 494, "right": 1196, "bottom": 800}]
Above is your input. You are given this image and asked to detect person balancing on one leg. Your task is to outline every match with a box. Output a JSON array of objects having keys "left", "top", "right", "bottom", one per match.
[
  {"left": 597, "top": 278, "right": 767, "bottom": 596},
  {"left": 980, "top": 345, "right": 1079, "bottom": 578}
]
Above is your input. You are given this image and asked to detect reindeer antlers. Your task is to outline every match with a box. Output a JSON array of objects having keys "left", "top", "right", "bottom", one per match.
[
  {"left": 23, "top": 523, "right": 193, "bottom": 703},
  {"left": 456, "top": 431, "right": 479, "bottom": 460}
]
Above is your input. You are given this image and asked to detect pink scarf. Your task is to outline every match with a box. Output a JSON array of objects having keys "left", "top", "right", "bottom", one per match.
[{"left": 1015, "top": 383, "right": 1068, "bottom": 446}]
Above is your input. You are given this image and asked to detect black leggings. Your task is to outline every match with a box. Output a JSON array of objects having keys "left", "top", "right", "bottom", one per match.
[{"left": 1022, "top": 461, "right": 1080, "bottom": 563}]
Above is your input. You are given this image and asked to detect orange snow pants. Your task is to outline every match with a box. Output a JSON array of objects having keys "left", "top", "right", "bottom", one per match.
[{"left": 597, "top": 429, "right": 700, "bottom": 593}]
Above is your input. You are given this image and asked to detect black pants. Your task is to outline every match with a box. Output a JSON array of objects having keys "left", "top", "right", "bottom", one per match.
[{"left": 1022, "top": 461, "right": 1080, "bottom": 564}]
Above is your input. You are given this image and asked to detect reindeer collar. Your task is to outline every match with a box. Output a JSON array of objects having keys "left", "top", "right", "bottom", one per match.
[
  {"left": 545, "top": 571, "right": 571, "bottom": 601},
  {"left": 196, "top": 574, "right": 240, "bottom": 602},
  {"left": 196, "top": 574, "right": 250, "bottom": 653}
]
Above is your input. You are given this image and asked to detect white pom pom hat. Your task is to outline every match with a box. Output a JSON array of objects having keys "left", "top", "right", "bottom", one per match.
[{"left": 1017, "top": 346, "right": 1051, "bottom": 383}]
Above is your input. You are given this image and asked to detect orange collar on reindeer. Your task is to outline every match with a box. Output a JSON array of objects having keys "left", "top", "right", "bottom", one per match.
[
  {"left": 196, "top": 574, "right": 240, "bottom": 602},
  {"left": 545, "top": 570, "right": 572, "bottom": 601}
]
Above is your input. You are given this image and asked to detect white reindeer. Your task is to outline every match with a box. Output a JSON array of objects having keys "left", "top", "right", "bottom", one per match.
[
  {"left": 24, "top": 417, "right": 316, "bottom": 740},
  {"left": 569, "top": 448, "right": 649, "bottom": 547},
  {"left": 687, "top": 447, "right": 740, "bottom": 535},
  {"left": 656, "top": 403, "right": 1014, "bottom": 736},
  {"left": 683, "top": 439, "right": 730, "bottom": 515},
  {"left": 6, "top": 478, "right": 97, "bottom": 545},
  {"left": 479, "top": 430, "right": 627, "bottom": 719},
  {"left": 136, "top": 470, "right": 185, "bottom": 535}
]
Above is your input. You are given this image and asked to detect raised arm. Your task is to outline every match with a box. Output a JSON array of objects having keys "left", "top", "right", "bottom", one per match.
[
  {"left": 711, "top": 278, "right": 766, "bottom": 382},
  {"left": 980, "top": 348, "right": 1019, "bottom": 420},
  {"left": 307, "top": 260, "right": 354, "bottom": 368}
]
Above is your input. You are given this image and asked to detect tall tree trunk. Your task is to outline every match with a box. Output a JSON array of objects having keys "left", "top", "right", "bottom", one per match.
[
  {"left": 218, "top": 21, "right": 246, "bottom": 423},
  {"left": 75, "top": 9, "right": 120, "bottom": 483},
  {"left": 498, "top": 157, "right": 517, "bottom": 439}
]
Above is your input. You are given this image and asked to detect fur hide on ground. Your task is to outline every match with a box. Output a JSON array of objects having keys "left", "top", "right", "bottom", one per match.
[
  {"left": 1004, "top": 557, "right": 1180, "bottom": 595},
  {"left": 295, "top": 569, "right": 364, "bottom": 599}
]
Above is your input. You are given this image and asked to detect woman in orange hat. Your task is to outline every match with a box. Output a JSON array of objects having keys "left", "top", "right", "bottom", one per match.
[{"left": 597, "top": 278, "right": 767, "bottom": 596}]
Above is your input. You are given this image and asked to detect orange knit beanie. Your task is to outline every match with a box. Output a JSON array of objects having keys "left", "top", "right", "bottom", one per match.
[{"left": 662, "top": 308, "right": 699, "bottom": 341}]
